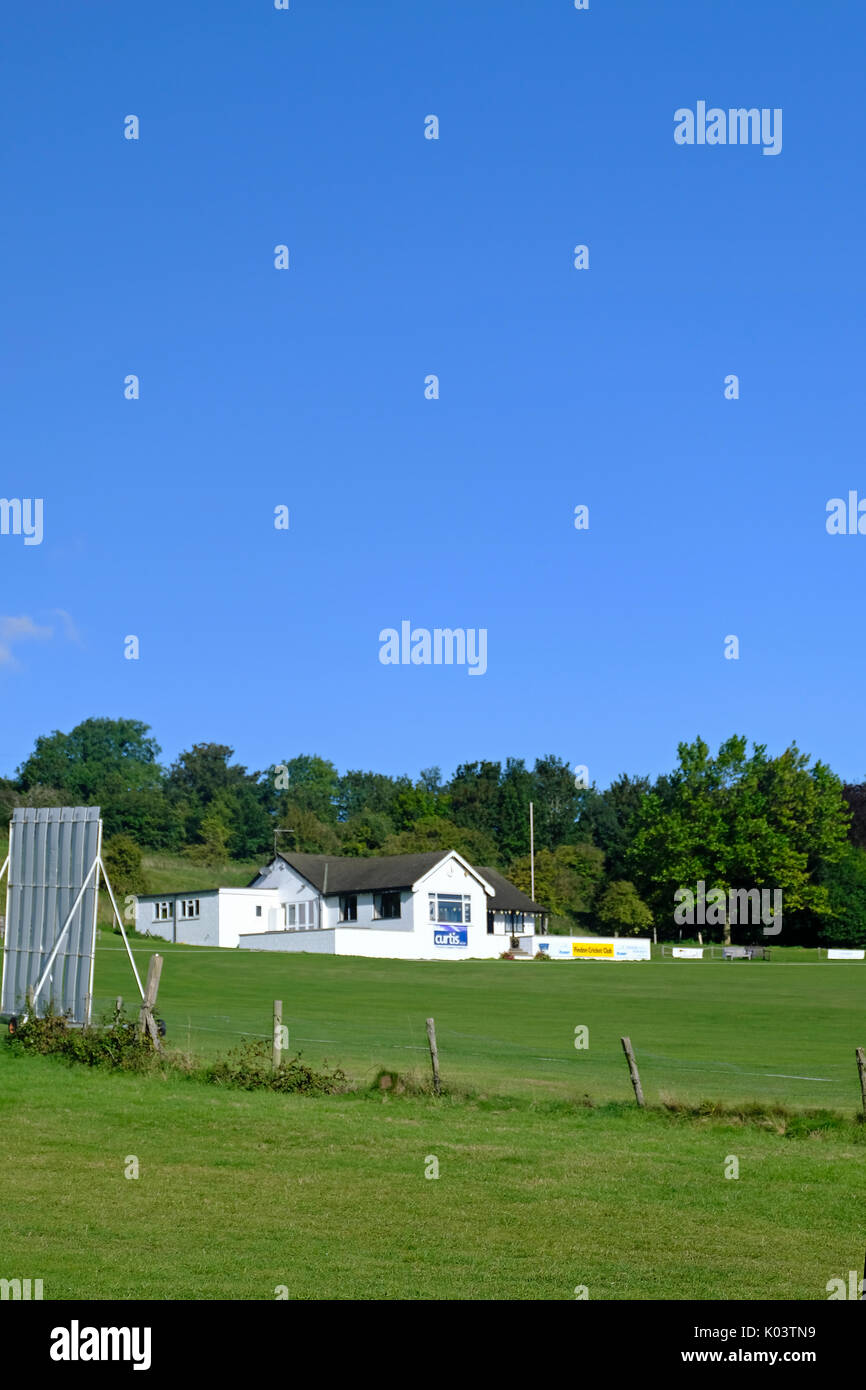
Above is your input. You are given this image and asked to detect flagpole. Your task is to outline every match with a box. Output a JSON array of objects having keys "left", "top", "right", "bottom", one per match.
[{"left": 529, "top": 801, "right": 535, "bottom": 902}]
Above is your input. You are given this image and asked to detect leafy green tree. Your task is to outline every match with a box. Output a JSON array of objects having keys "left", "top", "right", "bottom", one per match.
[
  {"left": 276, "top": 806, "right": 342, "bottom": 856},
  {"left": 531, "top": 754, "right": 580, "bottom": 850},
  {"left": 597, "top": 880, "right": 653, "bottom": 936},
  {"left": 102, "top": 788, "right": 185, "bottom": 851},
  {"left": 185, "top": 806, "right": 232, "bottom": 867},
  {"left": 336, "top": 769, "right": 410, "bottom": 822},
  {"left": 0, "top": 777, "right": 18, "bottom": 824},
  {"left": 338, "top": 811, "right": 395, "bottom": 856},
  {"left": 102, "top": 834, "right": 147, "bottom": 899},
  {"left": 628, "top": 736, "right": 850, "bottom": 943},
  {"left": 508, "top": 842, "right": 604, "bottom": 931},
  {"left": 11, "top": 784, "right": 67, "bottom": 808},
  {"left": 448, "top": 761, "right": 502, "bottom": 839},
  {"left": 391, "top": 782, "right": 448, "bottom": 832},
  {"left": 167, "top": 744, "right": 273, "bottom": 857},
  {"left": 275, "top": 755, "right": 340, "bottom": 823},
  {"left": 17, "top": 718, "right": 163, "bottom": 800},
  {"left": 222, "top": 784, "right": 273, "bottom": 859},
  {"left": 498, "top": 758, "right": 532, "bottom": 861},
  {"left": 382, "top": 816, "right": 499, "bottom": 865},
  {"left": 577, "top": 774, "right": 652, "bottom": 880},
  {"left": 417, "top": 766, "right": 443, "bottom": 795},
  {"left": 818, "top": 846, "right": 866, "bottom": 947},
  {"left": 167, "top": 743, "right": 248, "bottom": 805},
  {"left": 842, "top": 783, "right": 866, "bottom": 849}
]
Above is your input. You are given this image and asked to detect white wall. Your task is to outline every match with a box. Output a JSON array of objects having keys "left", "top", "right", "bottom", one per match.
[
  {"left": 489, "top": 910, "right": 537, "bottom": 937},
  {"left": 250, "top": 859, "right": 319, "bottom": 908},
  {"left": 325, "top": 888, "right": 412, "bottom": 931},
  {"left": 408, "top": 856, "right": 493, "bottom": 957},
  {"left": 237, "top": 925, "right": 506, "bottom": 961},
  {"left": 334, "top": 927, "right": 504, "bottom": 961},
  {"left": 240, "top": 928, "right": 337, "bottom": 954},
  {"left": 135, "top": 889, "right": 281, "bottom": 948},
  {"left": 137, "top": 891, "right": 221, "bottom": 946},
  {"left": 216, "top": 889, "right": 282, "bottom": 948}
]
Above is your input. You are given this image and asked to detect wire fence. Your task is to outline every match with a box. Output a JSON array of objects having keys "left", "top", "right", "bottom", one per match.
[{"left": 90, "top": 968, "right": 863, "bottom": 1114}]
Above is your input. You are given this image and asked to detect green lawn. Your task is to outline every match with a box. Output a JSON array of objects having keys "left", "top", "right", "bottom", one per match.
[
  {"left": 5, "top": 849, "right": 866, "bottom": 1301},
  {"left": 90, "top": 937, "right": 866, "bottom": 1111},
  {"left": 2, "top": 1049, "right": 864, "bottom": 1300}
]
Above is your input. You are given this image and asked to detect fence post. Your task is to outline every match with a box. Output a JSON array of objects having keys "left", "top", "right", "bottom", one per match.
[
  {"left": 273, "top": 1000, "right": 283, "bottom": 1070},
  {"left": 137, "top": 954, "right": 163, "bottom": 1049},
  {"left": 621, "top": 1036, "right": 646, "bottom": 1108},
  {"left": 426, "top": 1017, "right": 441, "bottom": 1095},
  {"left": 856, "top": 1048, "right": 866, "bottom": 1117}
]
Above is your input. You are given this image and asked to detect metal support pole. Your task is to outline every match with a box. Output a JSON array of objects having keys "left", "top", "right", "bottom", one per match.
[
  {"left": 98, "top": 857, "right": 145, "bottom": 1000},
  {"left": 29, "top": 856, "right": 99, "bottom": 1010}
]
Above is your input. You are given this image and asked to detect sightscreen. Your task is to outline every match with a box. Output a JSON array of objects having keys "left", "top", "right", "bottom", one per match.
[{"left": 0, "top": 806, "right": 101, "bottom": 1024}]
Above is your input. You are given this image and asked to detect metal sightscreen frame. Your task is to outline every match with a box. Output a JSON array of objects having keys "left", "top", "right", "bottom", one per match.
[{"left": 0, "top": 806, "right": 102, "bottom": 1024}]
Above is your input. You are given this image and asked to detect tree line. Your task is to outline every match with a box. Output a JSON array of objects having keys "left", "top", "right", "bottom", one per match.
[{"left": 3, "top": 717, "right": 865, "bottom": 946}]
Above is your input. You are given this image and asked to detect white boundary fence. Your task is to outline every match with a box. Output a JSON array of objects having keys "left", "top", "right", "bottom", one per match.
[{"left": 661, "top": 944, "right": 771, "bottom": 960}]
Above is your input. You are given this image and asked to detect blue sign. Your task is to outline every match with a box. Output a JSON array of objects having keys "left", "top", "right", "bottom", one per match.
[{"left": 433, "top": 926, "right": 467, "bottom": 949}]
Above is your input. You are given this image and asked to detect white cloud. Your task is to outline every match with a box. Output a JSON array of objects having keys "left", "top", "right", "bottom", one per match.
[
  {"left": 50, "top": 608, "right": 81, "bottom": 644},
  {"left": 0, "top": 615, "right": 54, "bottom": 668}
]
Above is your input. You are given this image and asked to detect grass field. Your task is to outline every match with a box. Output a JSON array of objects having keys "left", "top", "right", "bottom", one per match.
[
  {"left": 2, "top": 1048, "right": 865, "bottom": 1301},
  {"left": 6, "top": 897, "right": 866, "bottom": 1299},
  {"left": 90, "top": 935, "right": 866, "bottom": 1111}
]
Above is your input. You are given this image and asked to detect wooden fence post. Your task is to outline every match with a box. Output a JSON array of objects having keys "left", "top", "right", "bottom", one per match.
[
  {"left": 621, "top": 1036, "right": 646, "bottom": 1108},
  {"left": 426, "top": 1017, "right": 441, "bottom": 1096},
  {"left": 137, "top": 954, "right": 163, "bottom": 1049},
  {"left": 273, "top": 1000, "right": 283, "bottom": 1070},
  {"left": 856, "top": 1048, "right": 866, "bottom": 1117}
]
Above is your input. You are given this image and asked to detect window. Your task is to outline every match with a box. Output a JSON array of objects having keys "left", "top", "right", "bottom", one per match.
[
  {"left": 428, "top": 893, "right": 472, "bottom": 924},
  {"left": 339, "top": 894, "right": 358, "bottom": 922},
  {"left": 298, "top": 903, "right": 306, "bottom": 927},
  {"left": 179, "top": 899, "right": 200, "bottom": 920},
  {"left": 373, "top": 890, "right": 401, "bottom": 920},
  {"left": 153, "top": 901, "right": 171, "bottom": 922},
  {"left": 255, "top": 905, "right": 262, "bottom": 918},
  {"left": 287, "top": 905, "right": 296, "bottom": 926}
]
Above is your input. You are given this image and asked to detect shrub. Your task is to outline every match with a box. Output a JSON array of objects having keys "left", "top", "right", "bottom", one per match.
[
  {"left": 5, "top": 1004, "right": 158, "bottom": 1071},
  {"left": 102, "top": 834, "right": 147, "bottom": 899},
  {"left": 499, "top": 949, "right": 515, "bottom": 960},
  {"left": 202, "top": 1039, "right": 347, "bottom": 1095}
]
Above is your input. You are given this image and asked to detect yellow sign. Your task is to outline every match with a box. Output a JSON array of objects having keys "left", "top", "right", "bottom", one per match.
[{"left": 572, "top": 942, "right": 615, "bottom": 958}]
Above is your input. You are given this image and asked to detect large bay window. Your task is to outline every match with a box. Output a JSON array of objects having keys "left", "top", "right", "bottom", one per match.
[{"left": 428, "top": 893, "right": 471, "bottom": 924}]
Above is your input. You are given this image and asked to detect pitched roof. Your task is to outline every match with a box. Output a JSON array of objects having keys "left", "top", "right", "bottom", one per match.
[
  {"left": 252, "top": 850, "right": 547, "bottom": 911},
  {"left": 478, "top": 867, "right": 546, "bottom": 914},
  {"left": 271, "top": 850, "right": 455, "bottom": 894}
]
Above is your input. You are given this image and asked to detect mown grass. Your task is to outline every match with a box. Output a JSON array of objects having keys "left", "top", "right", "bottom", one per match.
[
  {"left": 85, "top": 936, "right": 866, "bottom": 1113},
  {"left": 1, "top": 1047, "right": 863, "bottom": 1301},
  {"left": 4, "top": 846, "right": 863, "bottom": 1300}
]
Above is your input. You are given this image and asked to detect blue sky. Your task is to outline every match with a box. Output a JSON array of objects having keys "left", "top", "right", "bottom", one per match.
[{"left": 1, "top": 0, "right": 863, "bottom": 789}]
